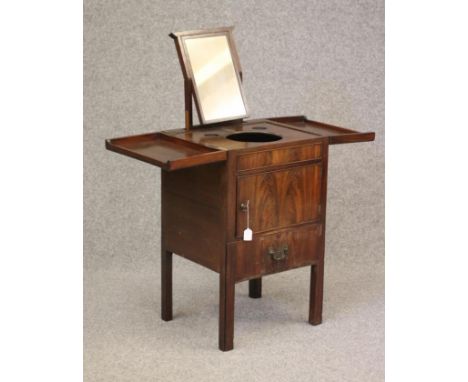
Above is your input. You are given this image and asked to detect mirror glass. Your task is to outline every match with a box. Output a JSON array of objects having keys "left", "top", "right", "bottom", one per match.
[{"left": 184, "top": 35, "right": 247, "bottom": 124}]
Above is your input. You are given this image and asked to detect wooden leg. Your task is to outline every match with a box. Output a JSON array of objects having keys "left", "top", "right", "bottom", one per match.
[
  {"left": 249, "top": 278, "right": 262, "bottom": 298},
  {"left": 219, "top": 259, "right": 235, "bottom": 351},
  {"left": 161, "top": 250, "right": 173, "bottom": 321},
  {"left": 309, "top": 260, "right": 324, "bottom": 325}
]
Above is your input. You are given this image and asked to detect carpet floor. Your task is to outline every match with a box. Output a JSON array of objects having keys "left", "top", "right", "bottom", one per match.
[{"left": 84, "top": 253, "right": 384, "bottom": 382}]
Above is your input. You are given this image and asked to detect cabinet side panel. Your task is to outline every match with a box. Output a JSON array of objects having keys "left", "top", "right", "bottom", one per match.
[
  {"left": 162, "top": 163, "right": 226, "bottom": 273},
  {"left": 163, "top": 162, "right": 224, "bottom": 208}
]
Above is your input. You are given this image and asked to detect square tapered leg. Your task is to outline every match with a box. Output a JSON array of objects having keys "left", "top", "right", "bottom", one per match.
[
  {"left": 219, "top": 257, "right": 235, "bottom": 351},
  {"left": 309, "top": 260, "right": 324, "bottom": 325},
  {"left": 249, "top": 278, "right": 262, "bottom": 298},
  {"left": 161, "top": 250, "right": 173, "bottom": 321}
]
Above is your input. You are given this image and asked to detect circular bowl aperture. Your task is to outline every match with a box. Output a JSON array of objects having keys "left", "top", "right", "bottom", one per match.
[{"left": 226, "top": 132, "right": 282, "bottom": 143}]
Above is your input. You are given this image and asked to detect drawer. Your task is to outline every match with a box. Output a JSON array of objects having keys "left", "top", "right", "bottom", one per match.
[
  {"left": 228, "top": 224, "right": 322, "bottom": 282},
  {"left": 237, "top": 143, "right": 322, "bottom": 172},
  {"left": 236, "top": 163, "right": 322, "bottom": 237}
]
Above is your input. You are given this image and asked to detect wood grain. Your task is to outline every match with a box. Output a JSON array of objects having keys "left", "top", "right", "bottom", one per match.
[
  {"left": 163, "top": 192, "right": 224, "bottom": 272},
  {"left": 229, "top": 224, "right": 322, "bottom": 282},
  {"left": 269, "top": 116, "right": 375, "bottom": 144},
  {"left": 219, "top": 247, "right": 235, "bottom": 351},
  {"left": 237, "top": 143, "right": 322, "bottom": 172},
  {"left": 105, "top": 113, "right": 374, "bottom": 350},
  {"left": 236, "top": 164, "right": 322, "bottom": 237},
  {"left": 106, "top": 132, "right": 226, "bottom": 170}
]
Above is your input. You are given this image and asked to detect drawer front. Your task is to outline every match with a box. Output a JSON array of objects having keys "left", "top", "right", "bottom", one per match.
[
  {"left": 236, "top": 163, "right": 322, "bottom": 237},
  {"left": 229, "top": 224, "right": 323, "bottom": 282},
  {"left": 237, "top": 143, "right": 322, "bottom": 172}
]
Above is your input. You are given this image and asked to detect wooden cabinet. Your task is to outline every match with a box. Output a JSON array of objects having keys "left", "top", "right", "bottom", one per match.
[
  {"left": 107, "top": 117, "right": 374, "bottom": 351},
  {"left": 105, "top": 17, "right": 375, "bottom": 354},
  {"left": 154, "top": 138, "right": 330, "bottom": 351}
]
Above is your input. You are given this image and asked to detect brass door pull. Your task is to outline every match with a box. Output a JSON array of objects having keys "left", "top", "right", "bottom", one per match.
[{"left": 268, "top": 245, "right": 289, "bottom": 261}]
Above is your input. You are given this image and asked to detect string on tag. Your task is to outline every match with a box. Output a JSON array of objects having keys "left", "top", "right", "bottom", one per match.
[{"left": 243, "top": 200, "right": 252, "bottom": 241}]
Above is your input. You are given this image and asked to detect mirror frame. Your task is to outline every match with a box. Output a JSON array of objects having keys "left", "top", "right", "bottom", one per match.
[{"left": 170, "top": 27, "right": 249, "bottom": 126}]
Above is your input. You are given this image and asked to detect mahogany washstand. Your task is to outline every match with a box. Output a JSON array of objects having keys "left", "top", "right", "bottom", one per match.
[{"left": 106, "top": 27, "right": 375, "bottom": 351}]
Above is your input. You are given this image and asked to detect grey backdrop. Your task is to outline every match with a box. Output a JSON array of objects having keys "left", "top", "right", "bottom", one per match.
[{"left": 84, "top": 0, "right": 384, "bottom": 381}]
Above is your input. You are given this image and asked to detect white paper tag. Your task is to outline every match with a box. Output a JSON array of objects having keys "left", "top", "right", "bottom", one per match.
[{"left": 243, "top": 228, "right": 253, "bottom": 241}]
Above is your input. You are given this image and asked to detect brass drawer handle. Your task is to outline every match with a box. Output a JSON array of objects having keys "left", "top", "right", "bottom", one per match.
[{"left": 268, "top": 245, "right": 289, "bottom": 261}]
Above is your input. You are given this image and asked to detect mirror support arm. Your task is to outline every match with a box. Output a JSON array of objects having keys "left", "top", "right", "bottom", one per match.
[{"left": 184, "top": 79, "right": 193, "bottom": 130}]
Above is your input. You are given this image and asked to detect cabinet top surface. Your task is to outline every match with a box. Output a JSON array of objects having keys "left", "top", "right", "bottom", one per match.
[
  {"left": 105, "top": 116, "right": 374, "bottom": 171},
  {"left": 161, "top": 119, "right": 320, "bottom": 151}
]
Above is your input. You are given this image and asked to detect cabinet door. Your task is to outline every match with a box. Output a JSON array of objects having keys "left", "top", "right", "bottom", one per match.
[{"left": 236, "top": 163, "right": 322, "bottom": 237}]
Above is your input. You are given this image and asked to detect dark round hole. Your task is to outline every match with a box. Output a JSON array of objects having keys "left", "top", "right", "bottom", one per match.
[{"left": 226, "top": 132, "right": 282, "bottom": 142}]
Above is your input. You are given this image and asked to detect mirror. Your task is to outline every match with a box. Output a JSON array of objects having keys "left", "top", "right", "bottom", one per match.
[{"left": 170, "top": 27, "right": 248, "bottom": 125}]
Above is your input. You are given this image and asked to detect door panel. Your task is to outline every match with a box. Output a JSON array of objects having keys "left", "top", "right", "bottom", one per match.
[{"left": 236, "top": 163, "right": 322, "bottom": 237}]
